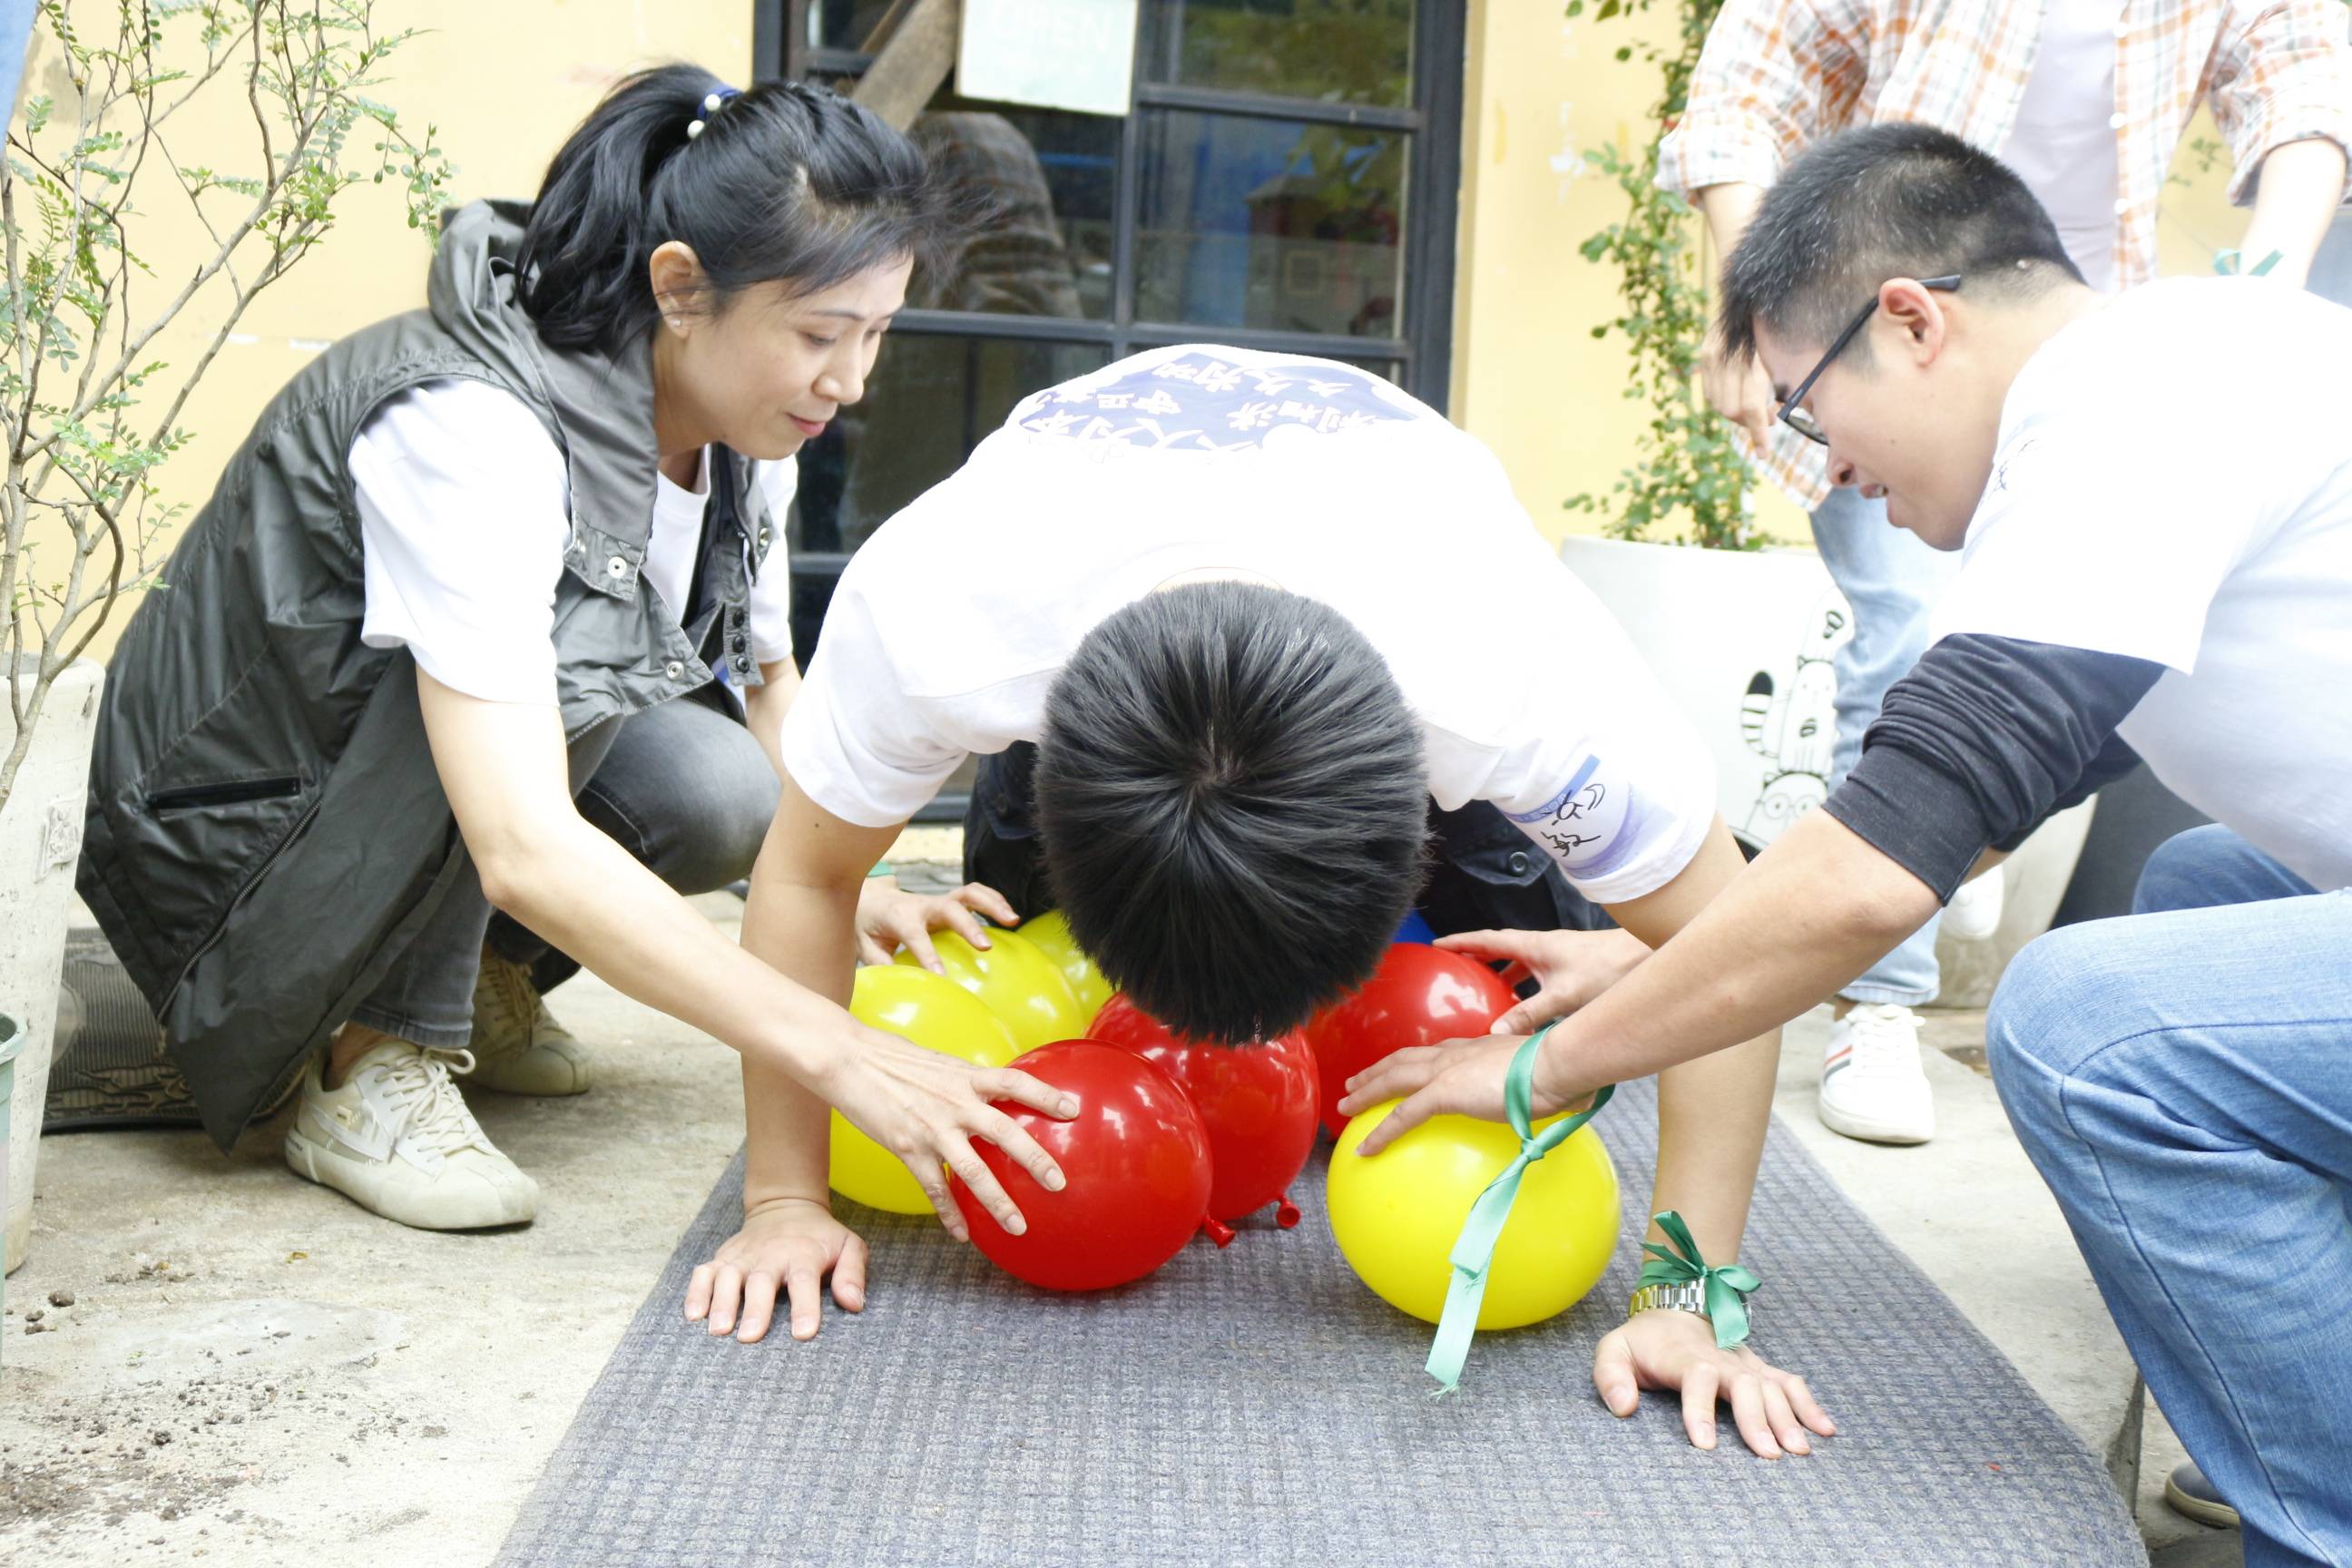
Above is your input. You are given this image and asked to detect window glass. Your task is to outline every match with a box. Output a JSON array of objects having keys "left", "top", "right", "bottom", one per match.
[
  {"left": 806, "top": 0, "right": 897, "bottom": 51},
  {"left": 789, "top": 335, "right": 1115, "bottom": 564},
  {"left": 907, "top": 100, "right": 1120, "bottom": 320},
  {"left": 1137, "top": 109, "right": 1408, "bottom": 338},
  {"left": 1140, "top": 0, "right": 1416, "bottom": 108}
]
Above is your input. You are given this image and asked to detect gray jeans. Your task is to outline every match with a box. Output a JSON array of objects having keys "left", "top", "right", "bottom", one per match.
[{"left": 348, "top": 685, "right": 779, "bottom": 1048}]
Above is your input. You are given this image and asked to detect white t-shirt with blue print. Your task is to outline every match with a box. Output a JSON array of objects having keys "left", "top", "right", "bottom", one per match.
[{"left": 780, "top": 344, "right": 1719, "bottom": 906}]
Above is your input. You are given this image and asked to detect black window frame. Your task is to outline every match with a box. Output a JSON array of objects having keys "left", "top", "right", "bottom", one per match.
[
  {"left": 755, "top": 1, "right": 1465, "bottom": 820},
  {"left": 755, "top": 2, "right": 1462, "bottom": 401}
]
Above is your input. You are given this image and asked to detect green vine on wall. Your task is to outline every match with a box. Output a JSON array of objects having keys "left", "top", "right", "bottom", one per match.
[{"left": 1563, "top": 0, "right": 1760, "bottom": 550}]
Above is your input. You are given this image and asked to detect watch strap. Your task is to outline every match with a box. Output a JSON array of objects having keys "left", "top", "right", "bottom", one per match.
[{"left": 1627, "top": 1279, "right": 1710, "bottom": 1321}]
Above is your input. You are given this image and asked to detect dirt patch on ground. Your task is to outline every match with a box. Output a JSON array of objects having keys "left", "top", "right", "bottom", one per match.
[{"left": 2, "top": 1283, "right": 416, "bottom": 1553}]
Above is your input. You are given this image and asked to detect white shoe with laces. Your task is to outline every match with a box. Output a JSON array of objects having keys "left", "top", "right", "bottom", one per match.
[
  {"left": 468, "top": 946, "right": 592, "bottom": 1097},
  {"left": 283, "top": 1037, "right": 538, "bottom": 1230},
  {"left": 1943, "top": 865, "right": 2006, "bottom": 943},
  {"left": 1818, "top": 1003, "right": 1936, "bottom": 1145}
]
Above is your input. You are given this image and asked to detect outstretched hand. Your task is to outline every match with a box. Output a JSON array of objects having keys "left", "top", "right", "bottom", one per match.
[
  {"left": 855, "top": 876, "right": 1021, "bottom": 970},
  {"left": 1435, "top": 926, "right": 1650, "bottom": 1034}
]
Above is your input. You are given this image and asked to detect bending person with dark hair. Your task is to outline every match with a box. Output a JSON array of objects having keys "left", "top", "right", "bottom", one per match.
[
  {"left": 1348, "top": 124, "right": 2352, "bottom": 1563},
  {"left": 81, "top": 68, "right": 1038, "bottom": 1236},
  {"left": 723, "top": 345, "right": 1837, "bottom": 1457}
]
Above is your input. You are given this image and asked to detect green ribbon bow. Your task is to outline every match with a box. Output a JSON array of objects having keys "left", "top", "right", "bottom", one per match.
[
  {"left": 1635, "top": 1210, "right": 1760, "bottom": 1351},
  {"left": 2213, "top": 247, "right": 2283, "bottom": 278},
  {"left": 1424, "top": 1027, "right": 1614, "bottom": 1394}
]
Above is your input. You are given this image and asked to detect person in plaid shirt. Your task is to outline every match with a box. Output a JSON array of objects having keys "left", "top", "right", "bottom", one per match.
[{"left": 1658, "top": 0, "right": 2352, "bottom": 1152}]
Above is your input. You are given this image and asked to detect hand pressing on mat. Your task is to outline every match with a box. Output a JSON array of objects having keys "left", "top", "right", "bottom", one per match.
[
  {"left": 1434, "top": 927, "right": 1651, "bottom": 1034},
  {"left": 687, "top": 1197, "right": 867, "bottom": 1344},
  {"left": 856, "top": 876, "right": 1021, "bottom": 970},
  {"left": 1596, "top": 1308, "right": 1837, "bottom": 1459}
]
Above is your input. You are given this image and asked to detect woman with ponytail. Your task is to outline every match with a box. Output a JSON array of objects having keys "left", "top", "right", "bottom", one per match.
[{"left": 81, "top": 65, "right": 1065, "bottom": 1299}]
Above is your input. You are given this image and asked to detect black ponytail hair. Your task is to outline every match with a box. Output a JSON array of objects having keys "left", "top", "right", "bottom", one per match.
[{"left": 517, "top": 65, "right": 956, "bottom": 358}]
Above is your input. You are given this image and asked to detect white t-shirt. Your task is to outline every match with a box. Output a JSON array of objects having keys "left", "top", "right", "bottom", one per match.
[
  {"left": 349, "top": 377, "right": 799, "bottom": 705},
  {"left": 779, "top": 344, "right": 1720, "bottom": 906},
  {"left": 1933, "top": 279, "right": 2352, "bottom": 891},
  {"left": 1999, "top": 0, "right": 2123, "bottom": 293}
]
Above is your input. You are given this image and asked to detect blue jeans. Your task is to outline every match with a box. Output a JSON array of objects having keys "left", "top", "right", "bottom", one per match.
[
  {"left": 350, "top": 686, "right": 778, "bottom": 1047},
  {"left": 1811, "top": 485, "right": 1957, "bottom": 1006},
  {"left": 1987, "top": 827, "right": 2352, "bottom": 1567}
]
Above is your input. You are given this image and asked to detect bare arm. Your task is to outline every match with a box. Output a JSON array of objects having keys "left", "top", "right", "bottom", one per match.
[
  {"left": 416, "top": 671, "right": 860, "bottom": 1087},
  {"left": 1540, "top": 808, "right": 1935, "bottom": 1103},
  {"left": 1592, "top": 820, "right": 1777, "bottom": 1269},
  {"left": 1695, "top": 181, "right": 1774, "bottom": 444},
  {"left": 2238, "top": 137, "right": 2351, "bottom": 287},
  {"left": 729, "top": 652, "right": 846, "bottom": 1213},
  {"left": 740, "top": 656, "right": 801, "bottom": 782},
  {"left": 1697, "top": 181, "right": 1765, "bottom": 251},
  {"left": 734, "top": 767, "right": 882, "bottom": 1220}
]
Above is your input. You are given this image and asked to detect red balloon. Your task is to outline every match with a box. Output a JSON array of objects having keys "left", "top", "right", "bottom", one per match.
[
  {"left": 950, "top": 1040, "right": 1214, "bottom": 1291},
  {"left": 1303, "top": 944, "right": 1519, "bottom": 1137},
  {"left": 1087, "top": 995, "right": 1319, "bottom": 1237}
]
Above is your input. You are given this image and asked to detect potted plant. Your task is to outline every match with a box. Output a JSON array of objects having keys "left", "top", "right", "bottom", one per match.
[
  {"left": 1553, "top": 0, "right": 1839, "bottom": 856},
  {"left": 1554, "top": 0, "right": 2092, "bottom": 968},
  {"left": 0, "top": 0, "right": 447, "bottom": 1278}
]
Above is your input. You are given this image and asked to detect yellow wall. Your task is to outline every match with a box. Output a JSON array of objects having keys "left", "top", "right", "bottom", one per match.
[
  {"left": 1451, "top": 0, "right": 2258, "bottom": 551},
  {"left": 15, "top": 1, "right": 753, "bottom": 660}
]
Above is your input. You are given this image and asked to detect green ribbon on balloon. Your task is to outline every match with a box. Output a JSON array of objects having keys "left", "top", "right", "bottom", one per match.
[
  {"left": 1424, "top": 1026, "right": 1614, "bottom": 1395},
  {"left": 1635, "top": 1210, "right": 1761, "bottom": 1352}
]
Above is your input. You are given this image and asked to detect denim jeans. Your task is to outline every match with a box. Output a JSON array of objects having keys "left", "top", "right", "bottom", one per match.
[
  {"left": 1987, "top": 826, "right": 2352, "bottom": 1568},
  {"left": 1810, "top": 485, "right": 1958, "bottom": 1006},
  {"left": 348, "top": 684, "right": 779, "bottom": 1047}
]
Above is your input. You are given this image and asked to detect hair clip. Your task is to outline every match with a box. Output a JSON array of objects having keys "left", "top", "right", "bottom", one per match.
[{"left": 687, "top": 84, "right": 740, "bottom": 140}]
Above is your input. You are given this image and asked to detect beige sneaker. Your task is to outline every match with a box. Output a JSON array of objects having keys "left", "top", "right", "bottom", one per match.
[
  {"left": 467, "top": 946, "right": 592, "bottom": 1096},
  {"left": 283, "top": 1038, "right": 537, "bottom": 1230}
]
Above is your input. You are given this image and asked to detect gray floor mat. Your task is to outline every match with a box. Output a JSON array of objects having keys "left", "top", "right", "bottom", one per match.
[{"left": 495, "top": 1075, "right": 2143, "bottom": 1567}]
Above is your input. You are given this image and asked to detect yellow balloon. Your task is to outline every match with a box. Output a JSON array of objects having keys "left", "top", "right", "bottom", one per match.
[
  {"left": 829, "top": 965, "right": 1021, "bottom": 1214},
  {"left": 1326, "top": 1098, "right": 1621, "bottom": 1330},
  {"left": 1013, "top": 909, "right": 1114, "bottom": 1023},
  {"left": 894, "top": 927, "right": 1091, "bottom": 1053}
]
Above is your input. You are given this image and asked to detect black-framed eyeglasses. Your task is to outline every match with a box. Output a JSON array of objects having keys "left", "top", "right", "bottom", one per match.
[{"left": 1778, "top": 276, "right": 1962, "bottom": 446}]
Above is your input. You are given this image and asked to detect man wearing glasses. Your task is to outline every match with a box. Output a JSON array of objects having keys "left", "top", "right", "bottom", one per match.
[
  {"left": 1660, "top": 0, "right": 2352, "bottom": 1151},
  {"left": 1346, "top": 124, "right": 2352, "bottom": 1564}
]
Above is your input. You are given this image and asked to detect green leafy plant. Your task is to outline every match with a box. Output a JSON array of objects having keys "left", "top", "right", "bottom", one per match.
[
  {"left": 1563, "top": 0, "right": 1759, "bottom": 550},
  {"left": 0, "top": 0, "right": 451, "bottom": 814}
]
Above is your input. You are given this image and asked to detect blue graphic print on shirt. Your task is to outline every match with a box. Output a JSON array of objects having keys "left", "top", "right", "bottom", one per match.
[
  {"left": 1506, "top": 753, "right": 1652, "bottom": 881},
  {"left": 1010, "top": 351, "right": 1416, "bottom": 451}
]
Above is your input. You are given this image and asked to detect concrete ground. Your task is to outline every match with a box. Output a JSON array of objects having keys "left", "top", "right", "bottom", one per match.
[{"left": 1, "top": 850, "right": 2227, "bottom": 1566}]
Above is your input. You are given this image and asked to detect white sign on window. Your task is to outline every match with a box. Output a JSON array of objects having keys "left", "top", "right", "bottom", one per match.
[{"left": 957, "top": 0, "right": 1140, "bottom": 117}]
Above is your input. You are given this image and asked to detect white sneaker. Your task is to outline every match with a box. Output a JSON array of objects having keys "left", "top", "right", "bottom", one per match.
[
  {"left": 1818, "top": 1004, "right": 1936, "bottom": 1145},
  {"left": 1943, "top": 865, "right": 2006, "bottom": 943},
  {"left": 283, "top": 1038, "right": 538, "bottom": 1230},
  {"left": 468, "top": 946, "right": 592, "bottom": 1096}
]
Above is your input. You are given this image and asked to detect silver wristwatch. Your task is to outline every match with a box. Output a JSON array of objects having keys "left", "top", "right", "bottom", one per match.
[{"left": 1627, "top": 1281, "right": 1710, "bottom": 1321}]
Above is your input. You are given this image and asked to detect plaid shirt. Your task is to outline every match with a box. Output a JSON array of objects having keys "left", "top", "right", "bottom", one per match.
[{"left": 1658, "top": 0, "right": 2352, "bottom": 509}]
